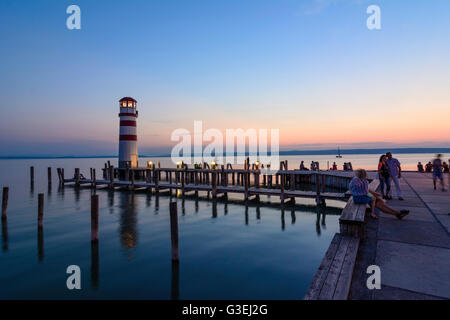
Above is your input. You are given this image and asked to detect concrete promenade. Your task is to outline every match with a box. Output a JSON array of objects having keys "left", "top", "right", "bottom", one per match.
[{"left": 350, "top": 172, "right": 450, "bottom": 300}]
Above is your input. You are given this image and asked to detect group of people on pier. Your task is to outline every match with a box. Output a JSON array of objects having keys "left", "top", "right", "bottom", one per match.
[
  {"left": 349, "top": 152, "right": 448, "bottom": 220},
  {"left": 349, "top": 152, "right": 409, "bottom": 220},
  {"left": 417, "top": 154, "right": 448, "bottom": 191},
  {"left": 299, "top": 161, "right": 353, "bottom": 172}
]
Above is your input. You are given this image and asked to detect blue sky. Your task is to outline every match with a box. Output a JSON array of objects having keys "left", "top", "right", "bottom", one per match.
[{"left": 0, "top": 0, "right": 449, "bottom": 156}]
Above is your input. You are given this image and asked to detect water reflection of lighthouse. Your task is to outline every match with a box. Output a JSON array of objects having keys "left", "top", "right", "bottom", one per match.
[{"left": 118, "top": 192, "right": 138, "bottom": 258}]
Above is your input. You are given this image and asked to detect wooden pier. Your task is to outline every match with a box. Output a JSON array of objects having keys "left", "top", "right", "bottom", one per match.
[{"left": 59, "top": 162, "right": 355, "bottom": 205}]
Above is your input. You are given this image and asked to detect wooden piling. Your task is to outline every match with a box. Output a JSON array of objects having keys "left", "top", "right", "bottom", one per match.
[
  {"left": 244, "top": 172, "right": 249, "bottom": 200},
  {"left": 91, "top": 195, "right": 99, "bottom": 242},
  {"left": 57, "top": 168, "right": 63, "bottom": 184},
  {"left": 181, "top": 169, "right": 185, "bottom": 196},
  {"left": 2, "top": 187, "right": 8, "bottom": 220},
  {"left": 47, "top": 167, "right": 51, "bottom": 185},
  {"left": 38, "top": 193, "right": 44, "bottom": 228},
  {"left": 169, "top": 202, "right": 179, "bottom": 261},
  {"left": 75, "top": 168, "right": 80, "bottom": 186},
  {"left": 30, "top": 166, "right": 34, "bottom": 185},
  {"left": 212, "top": 172, "right": 217, "bottom": 198},
  {"left": 316, "top": 173, "right": 322, "bottom": 205},
  {"left": 155, "top": 169, "right": 160, "bottom": 193},
  {"left": 93, "top": 168, "right": 96, "bottom": 189},
  {"left": 109, "top": 166, "right": 114, "bottom": 188}
]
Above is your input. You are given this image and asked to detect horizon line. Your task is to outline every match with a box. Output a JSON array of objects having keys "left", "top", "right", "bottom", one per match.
[{"left": 1, "top": 147, "right": 449, "bottom": 160}]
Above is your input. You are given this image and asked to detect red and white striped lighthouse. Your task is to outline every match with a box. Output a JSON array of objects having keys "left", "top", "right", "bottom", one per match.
[{"left": 118, "top": 97, "right": 138, "bottom": 168}]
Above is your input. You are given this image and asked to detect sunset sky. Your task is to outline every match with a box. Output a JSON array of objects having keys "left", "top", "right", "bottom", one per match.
[{"left": 1, "top": 0, "right": 449, "bottom": 156}]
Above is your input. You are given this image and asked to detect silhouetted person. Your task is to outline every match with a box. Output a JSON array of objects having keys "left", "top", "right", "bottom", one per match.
[
  {"left": 417, "top": 162, "right": 424, "bottom": 173},
  {"left": 300, "top": 161, "right": 308, "bottom": 171},
  {"left": 443, "top": 162, "right": 449, "bottom": 173}
]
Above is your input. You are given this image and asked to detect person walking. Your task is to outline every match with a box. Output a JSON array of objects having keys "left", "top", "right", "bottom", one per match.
[
  {"left": 432, "top": 154, "right": 446, "bottom": 191},
  {"left": 386, "top": 152, "right": 403, "bottom": 200},
  {"left": 378, "top": 155, "right": 391, "bottom": 199}
]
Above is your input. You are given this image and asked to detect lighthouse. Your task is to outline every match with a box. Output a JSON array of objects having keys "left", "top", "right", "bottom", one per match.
[{"left": 118, "top": 97, "right": 138, "bottom": 168}]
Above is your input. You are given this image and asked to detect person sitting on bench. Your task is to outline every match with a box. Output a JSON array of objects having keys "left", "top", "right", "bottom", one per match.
[{"left": 349, "top": 169, "right": 409, "bottom": 220}]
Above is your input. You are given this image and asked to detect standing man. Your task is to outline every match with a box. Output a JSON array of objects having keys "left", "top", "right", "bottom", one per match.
[
  {"left": 432, "top": 154, "right": 446, "bottom": 191},
  {"left": 386, "top": 152, "right": 404, "bottom": 200}
]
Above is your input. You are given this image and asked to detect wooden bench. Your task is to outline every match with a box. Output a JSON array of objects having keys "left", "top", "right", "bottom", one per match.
[
  {"left": 304, "top": 233, "right": 360, "bottom": 300},
  {"left": 339, "top": 179, "right": 380, "bottom": 240}
]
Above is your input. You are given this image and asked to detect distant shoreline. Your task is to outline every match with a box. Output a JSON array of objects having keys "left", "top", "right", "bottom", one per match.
[{"left": 1, "top": 148, "right": 449, "bottom": 160}]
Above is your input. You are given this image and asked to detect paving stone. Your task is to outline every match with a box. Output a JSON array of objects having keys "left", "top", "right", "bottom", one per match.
[
  {"left": 378, "top": 218, "right": 450, "bottom": 248},
  {"left": 373, "top": 285, "right": 444, "bottom": 300},
  {"left": 380, "top": 206, "right": 435, "bottom": 222},
  {"left": 376, "top": 240, "right": 450, "bottom": 299}
]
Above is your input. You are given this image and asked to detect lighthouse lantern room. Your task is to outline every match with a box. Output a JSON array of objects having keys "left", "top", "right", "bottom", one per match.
[{"left": 118, "top": 97, "right": 138, "bottom": 168}]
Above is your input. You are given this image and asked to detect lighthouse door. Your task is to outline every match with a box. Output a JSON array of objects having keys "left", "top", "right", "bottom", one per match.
[{"left": 131, "top": 154, "right": 138, "bottom": 168}]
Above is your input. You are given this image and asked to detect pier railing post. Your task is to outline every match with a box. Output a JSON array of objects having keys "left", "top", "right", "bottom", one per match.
[
  {"left": 2, "top": 187, "right": 8, "bottom": 220},
  {"left": 91, "top": 195, "right": 99, "bottom": 242},
  {"left": 93, "top": 168, "right": 96, "bottom": 190},
  {"left": 169, "top": 202, "right": 179, "bottom": 261},
  {"left": 38, "top": 193, "right": 44, "bottom": 229}
]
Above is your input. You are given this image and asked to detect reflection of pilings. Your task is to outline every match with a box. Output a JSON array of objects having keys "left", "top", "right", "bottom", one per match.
[
  {"left": 281, "top": 207, "right": 286, "bottom": 231},
  {"left": 108, "top": 189, "right": 114, "bottom": 208},
  {"left": 47, "top": 182, "right": 52, "bottom": 199},
  {"left": 315, "top": 212, "right": 321, "bottom": 236},
  {"left": 181, "top": 198, "right": 185, "bottom": 216},
  {"left": 256, "top": 204, "right": 261, "bottom": 220},
  {"left": 57, "top": 184, "right": 65, "bottom": 201},
  {"left": 30, "top": 181, "right": 34, "bottom": 197},
  {"left": 291, "top": 208, "right": 296, "bottom": 225},
  {"left": 155, "top": 194, "right": 159, "bottom": 213},
  {"left": 119, "top": 193, "right": 138, "bottom": 252},
  {"left": 1, "top": 220, "right": 8, "bottom": 252},
  {"left": 212, "top": 200, "right": 217, "bottom": 218},
  {"left": 91, "top": 241, "right": 99, "bottom": 290},
  {"left": 195, "top": 197, "right": 199, "bottom": 213},
  {"left": 38, "top": 228, "right": 44, "bottom": 262},
  {"left": 74, "top": 187, "right": 80, "bottom": 203},
  {"left": 171, "top": 261, "right": 179, "bottom": 300},
  {"left": 321, "top": 212, "right": 327, "bottom": 229},
  {"left": 224, "top": 202, "right": 228, "bottom": 216},
  {"left": 245, "top": 203, "right": 249, "bottom": 225},
  {"left": 146, "top": 193, "right": 151, "bottom": 208}
]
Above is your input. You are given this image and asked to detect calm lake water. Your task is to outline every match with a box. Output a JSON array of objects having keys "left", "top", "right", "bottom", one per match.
[{"left": 0, "top": 153, "right": 444, "bottom": 299}]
